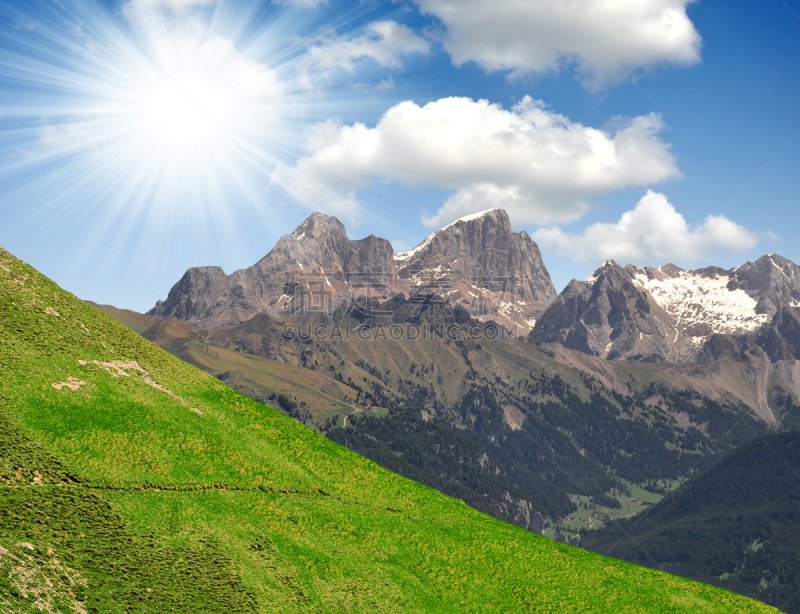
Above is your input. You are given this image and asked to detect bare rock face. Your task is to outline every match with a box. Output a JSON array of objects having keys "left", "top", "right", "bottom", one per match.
[
  {"left": 150, "top": 212, "right": 396, "bottom": 326},
  {"left": 150, "top": 209, "right": 556, "bottom": 331},
  {"left": 697, "top": 306, "right": 800, "bottom": 364},
  {"left": 728, "top": 254, "right": 800, "bottom": 316},
  {"left": 395, "top": 209, "right": 557, "bottom": 332},
  {"left": 531, "top": 260, "right": 678, "bottom": 362},
  {"left": 498, "top": 491, "right": 545, "bottom": 535}
]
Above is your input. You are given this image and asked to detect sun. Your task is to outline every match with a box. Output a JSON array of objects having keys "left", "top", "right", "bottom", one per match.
[
  {"left": 0, "top": 0, "right": 323, "bottom": 273},
  {"left": 125, "top": 26, "right": 285, "bottom": 161},
  {"left": 143, "top": 78, "right": 209, "bottom": 143}
]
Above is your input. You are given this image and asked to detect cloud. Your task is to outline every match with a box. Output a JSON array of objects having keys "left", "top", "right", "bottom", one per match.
[
  {"left": 271, "top": 96, "right": 680, "bottom": 227},
  {"left": 412, "top": 0, "right": 702, "bottom": 88},
  {"left": 301, "top": 21, "right": 429, "bottom": 87},
  {"left": 533, "top": 190, "right": 758, "bottom": 265}
]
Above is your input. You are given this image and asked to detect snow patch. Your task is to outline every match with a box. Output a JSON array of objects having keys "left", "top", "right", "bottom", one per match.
[
  {"left": 634, "top": 268, "right": 769, "bottom": 338},
  {"left": 394, "top": 232, "right": 437, "bottom": 262},
  {"left": 442, "top": 208, "right": 501, "bottom": 230}
]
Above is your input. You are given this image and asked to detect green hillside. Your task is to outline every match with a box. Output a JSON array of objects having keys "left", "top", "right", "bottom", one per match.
[
  {"left": 0, "top": 246, "right": 777, "bottom": 613},
  {"left": 93, "top": 301, "right": 772, "bottom": 530},
  {"left": 581, "top": 431, "right": 800, "bottom": 613}
]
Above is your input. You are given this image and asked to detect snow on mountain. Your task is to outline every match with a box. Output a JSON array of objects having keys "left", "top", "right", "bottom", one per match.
[
  {"left": 533, "top": 255, "right": 800, "bottom": 363},
  {"left": 632, "top": 267, "right": 770, "bottom": 342},
  {"left": 442, "top": 208, "right": 503, "bottom": 230}
]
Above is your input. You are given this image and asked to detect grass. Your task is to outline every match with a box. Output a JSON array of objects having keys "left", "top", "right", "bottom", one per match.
[
  {"left": 545, "top": 480, "right": 686, "bottom": 541},
  {"left": 0, "top": 246, "right": 779, "bottom": 613}
]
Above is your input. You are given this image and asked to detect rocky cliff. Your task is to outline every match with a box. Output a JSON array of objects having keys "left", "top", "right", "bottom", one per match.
[{"left": 395, "top": 209, "right": 557, "bottom": 331}]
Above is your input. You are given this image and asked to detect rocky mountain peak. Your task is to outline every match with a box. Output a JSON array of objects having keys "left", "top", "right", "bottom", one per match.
[
  {"left": 533, "top": 259, "right": 676, "bottom": 362},
  {"left": 586, "top": 259, "right": 629, "bottom": 282},
  {"left": 533, "top": 253, "right": 800, "bottom": 365},
  {"left": 392, "top": 208, "right": 556, "bottom": 330},
  {"left": 444, "top": 207, "right": 507, "bottom": 228},
  {"left": 731, "top": 254, "right": 800, "bottom": 316},
  {"left": 290, "top": 211, "right": 347, "bottom": 242}
]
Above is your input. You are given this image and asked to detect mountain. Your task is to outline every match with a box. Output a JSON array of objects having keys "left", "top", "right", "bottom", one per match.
[
  {"left": 531, "top": 255, "right": 800, "bottom": 364},
  {"left": 394, "top": 208, "right": 557, "bottom": 330},
  {"left": 149, "top": 212, "right": 397, "bottom": 326},
  {"left": 150, "top": 208, "right": 556, "bottom": 333},
  {"left": 581, "top": 431, "right": 800, "bottom": 613},
  {"left": 1, "top": 246, "right": 778, "bottom": 612},
  {"left": 531, "top": 259, "right": 680, "bottom": 362}
]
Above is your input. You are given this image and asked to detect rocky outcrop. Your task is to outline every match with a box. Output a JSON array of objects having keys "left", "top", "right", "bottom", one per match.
[
  {"left": 697, "top": 306, "right": 800, "bottom": 364},
  {"left": 498, "top": 492, "right": 545, "bottom": 535},
  {"left": 729, "top": 254, "right": 800, "bottom": 317},
  {"left": 150, "top": 212, "right": 397, "bottom": 326}
]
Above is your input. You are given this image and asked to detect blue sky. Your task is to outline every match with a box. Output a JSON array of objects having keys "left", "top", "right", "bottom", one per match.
[{"left": 1, "top": 0, "right": 799, "bottom": 312}]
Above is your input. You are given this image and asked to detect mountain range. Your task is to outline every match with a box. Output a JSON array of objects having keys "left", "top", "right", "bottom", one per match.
[
  {"left": 1, "top": 246, "right": 776, "bottom": 612},
  {"left": 79, "top": 210, "right": 800, "bottom": 612},
  {"left": 148, "top": 208, "right": 800, "bottom": 421},
  {"left": 152, "top": 208, "right": 800, "bottom": 367},
  {"left": 532, "top": 256, "right": 800, "bottom": 363},
  {"left": 149, "top": 209, "right": 557, "bottom": 333}
]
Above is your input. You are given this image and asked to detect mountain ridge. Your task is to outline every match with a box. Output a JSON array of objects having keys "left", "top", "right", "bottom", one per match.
[
  {"left": 150, "top": 208, "right": 557, "bottom": 332},
  {"left": 531, "top": 255, "right": 800, "bottom": 367}
]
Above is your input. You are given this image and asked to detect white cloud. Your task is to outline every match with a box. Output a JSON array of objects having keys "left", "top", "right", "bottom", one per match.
[
  {"left": 271, "top": 96, "right": 680, "bottom": 227},
  {"left": 533, "top": 190, "right": 758, "bottom": 265},
  {"left": 412, "top": 0, "right": 702, "bottom": 88},
  {"left": 301, "top": 21, "right": 429, "bottom": 87}
]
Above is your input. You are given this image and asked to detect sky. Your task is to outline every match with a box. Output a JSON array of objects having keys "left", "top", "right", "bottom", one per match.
[{"left": 1, "top": 0, "right": 799, "bottom": 312}]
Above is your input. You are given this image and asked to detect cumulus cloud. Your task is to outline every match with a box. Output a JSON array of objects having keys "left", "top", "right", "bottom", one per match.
[
  {"left": 533, "top": 190, "right": 759, "bottom": 264},
  {"left": 301, "top": 21, "right": 429, "bottom": 87},
  {"left": 412, "top": 0, "right": 702, "bottom": 88},
  {"left": 271, "top": 96, "right": 680, "bottom": 227}
]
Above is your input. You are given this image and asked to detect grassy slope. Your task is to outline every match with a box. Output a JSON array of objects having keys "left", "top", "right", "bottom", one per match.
[{"left": 0, "top": 247, "right": 777, "bottom": 613}]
